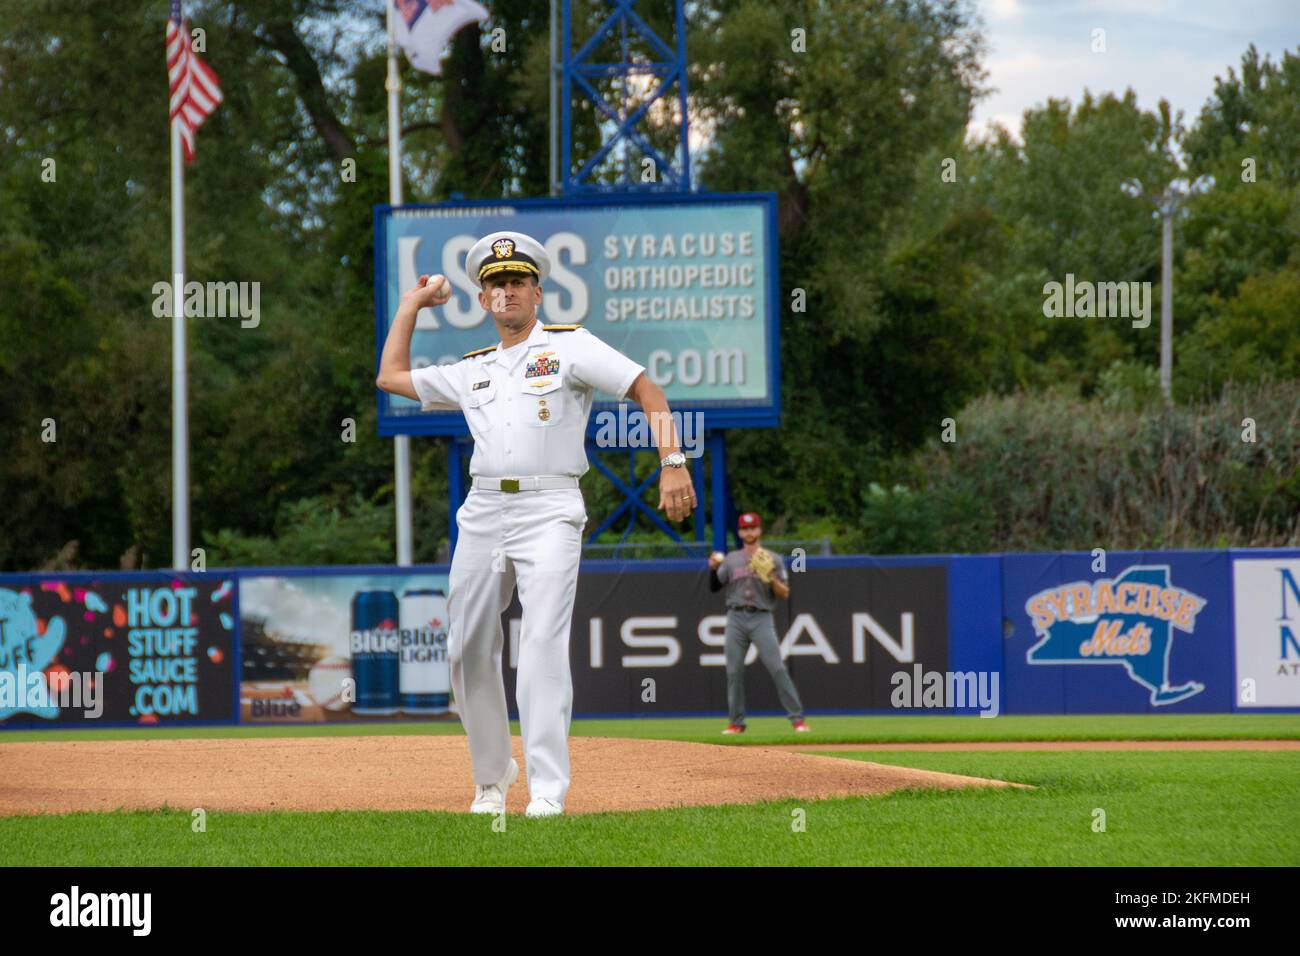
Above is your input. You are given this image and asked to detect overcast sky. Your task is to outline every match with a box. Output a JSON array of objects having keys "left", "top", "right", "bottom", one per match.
[{"left": 968, "top": 0, "right": 1298, "bottom": 140}]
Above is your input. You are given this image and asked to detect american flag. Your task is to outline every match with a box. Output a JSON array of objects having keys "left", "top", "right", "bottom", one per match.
[{"left": 166, "top": 0, "right": 223, "bottom": 163}]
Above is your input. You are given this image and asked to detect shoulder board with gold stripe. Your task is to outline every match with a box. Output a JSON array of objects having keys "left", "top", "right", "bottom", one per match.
[
  {"left": 543, "top": 324, "right": 583, "bottom": 332},
  {"left": 462, "top": 344, "right": 497, "bottom": 359}
]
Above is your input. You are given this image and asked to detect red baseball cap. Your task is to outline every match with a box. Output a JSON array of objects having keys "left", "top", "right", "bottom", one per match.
[{"left": 738, "top": 512, "right": 762, "bottom": 529}]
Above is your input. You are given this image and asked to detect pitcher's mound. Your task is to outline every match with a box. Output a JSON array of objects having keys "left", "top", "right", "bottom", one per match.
[{"left": 0, "top": 736, "right": 1023, "bottom": 817}]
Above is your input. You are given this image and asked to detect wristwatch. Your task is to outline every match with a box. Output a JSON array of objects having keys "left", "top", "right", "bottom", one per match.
[{"left": 661, "top": 452, "right": 687, "bottom": 468}]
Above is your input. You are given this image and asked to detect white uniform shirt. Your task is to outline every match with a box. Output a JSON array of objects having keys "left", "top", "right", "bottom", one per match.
[{"left": 409, "top": 320, "right": 645, "bottom": 478}]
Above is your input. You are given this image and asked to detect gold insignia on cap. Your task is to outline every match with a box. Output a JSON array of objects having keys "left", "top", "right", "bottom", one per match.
[
  {"left": 479, "top": 260, "right": 540, "bottom": 281},
  {"left": 493, "top": 238, "right": 515, "bottom": 259}
]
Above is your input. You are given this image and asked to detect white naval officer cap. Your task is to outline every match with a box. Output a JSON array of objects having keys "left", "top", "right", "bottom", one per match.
[{"left": 465, "top": 231, "right": 551, "bottom": 288}]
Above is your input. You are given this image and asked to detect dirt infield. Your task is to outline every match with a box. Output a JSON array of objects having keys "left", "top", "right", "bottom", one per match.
[
  {"left": 766, "top": 740, "right": 1300, "bottom": 752},
  {"left": 0, "top": 736, "right": 1023, "bottom": 817}
]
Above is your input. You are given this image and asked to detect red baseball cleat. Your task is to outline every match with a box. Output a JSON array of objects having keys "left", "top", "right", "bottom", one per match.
[
  {"left": 721, "top": 724, "right": 745, "bottom": 735},
  {"left": 792, "top": 720, "right": 811, "bottom": 732}
]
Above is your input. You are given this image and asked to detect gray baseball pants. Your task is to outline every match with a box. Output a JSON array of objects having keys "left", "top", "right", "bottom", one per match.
[{"left": 725, "top": 607, "right": 804, "bottom": 727}]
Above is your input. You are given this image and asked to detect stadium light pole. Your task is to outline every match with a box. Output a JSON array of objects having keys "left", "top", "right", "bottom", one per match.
[
  {"left": 550, "top": 0, "right": 559, "bottom": 197},
  {"left": 1121, "top": 174, "right": 1214, "bottom": 403},
  {"left": 387, "top": 0, "right": 414, "bottom": 565}
]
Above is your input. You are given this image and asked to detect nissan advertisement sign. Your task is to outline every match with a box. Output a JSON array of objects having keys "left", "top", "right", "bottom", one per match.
[{"left": 498, "top": 562, "right": 949, "bottom": 715}]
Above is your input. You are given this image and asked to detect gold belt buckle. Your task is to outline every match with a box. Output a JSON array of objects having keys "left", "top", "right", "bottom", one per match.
[{"left": 500, "top": 478, "right": 520, "bottom": 493}]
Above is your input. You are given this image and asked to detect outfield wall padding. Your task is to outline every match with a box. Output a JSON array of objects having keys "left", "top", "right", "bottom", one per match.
[{"left": 2, "top": 548, "right": 1297, "bottom": 728}]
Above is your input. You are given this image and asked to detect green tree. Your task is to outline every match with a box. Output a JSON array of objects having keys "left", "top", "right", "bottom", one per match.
[
  {"left": 1176, "top": 46, "right": 1300, "bottom": 400},
  {"left": 2, "top": 2, "right": 1296, "bottom": 568}
]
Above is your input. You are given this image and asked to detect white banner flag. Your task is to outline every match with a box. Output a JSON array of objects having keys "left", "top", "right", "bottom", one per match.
[{"left": 393, "top": 0, "right": 489, "bottom": 76}]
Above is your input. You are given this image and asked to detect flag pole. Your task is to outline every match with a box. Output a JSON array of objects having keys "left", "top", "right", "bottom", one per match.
[
  {"left": 170, "top": 113, "right": 190, "bottom": 571},
  {"left": 387, "top": 0, "right": 415, "bottom": 566}
]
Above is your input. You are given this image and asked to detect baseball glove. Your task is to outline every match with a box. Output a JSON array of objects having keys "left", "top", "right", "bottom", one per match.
[{"left": 748, "top": 547, "right": 776, "bottom": 584}]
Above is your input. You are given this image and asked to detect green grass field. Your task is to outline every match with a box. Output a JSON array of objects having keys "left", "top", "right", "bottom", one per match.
[
  {"left": 3, "top": 712, "right": 1298, "bottom": 745},
  {"left": 2, "top": 715, "right": 1298, "bottom": 866}
]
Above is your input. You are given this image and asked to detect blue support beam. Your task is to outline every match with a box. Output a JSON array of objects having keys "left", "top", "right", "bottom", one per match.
[
  {"left": 584, "top": 444, "right": 682, "bottom": 543},
  {"left": 708, "top": 430, "right": 730, "bottom": 553},
  {"left": 560, "top": 0, "right": 692, "bottom": 195}
]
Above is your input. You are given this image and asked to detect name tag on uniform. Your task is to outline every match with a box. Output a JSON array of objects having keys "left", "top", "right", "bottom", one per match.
[{"left": 472, "top": 380, "right": 491, "bottom": 390}]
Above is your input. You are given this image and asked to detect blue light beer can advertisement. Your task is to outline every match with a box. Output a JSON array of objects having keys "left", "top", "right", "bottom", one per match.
[{"left": 238, "top": 571, "right": 452, "bottom": 723}]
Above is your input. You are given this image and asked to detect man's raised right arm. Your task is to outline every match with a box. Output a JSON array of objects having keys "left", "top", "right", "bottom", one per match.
[{"left": 376, "top": 274, "right": 452, "bottom": 402}]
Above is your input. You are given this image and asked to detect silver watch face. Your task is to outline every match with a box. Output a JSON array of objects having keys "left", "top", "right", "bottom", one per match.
[{"left": 663, "top": 452, "right": 686, "bottom": 467}]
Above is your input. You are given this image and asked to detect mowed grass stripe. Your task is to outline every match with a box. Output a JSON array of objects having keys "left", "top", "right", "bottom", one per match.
[
  {"left": 1, "top": 752, "right": 1295, "bottom": 867},
  {"left": 2, "top": 713, "right": 1298, "bottom": 745}
]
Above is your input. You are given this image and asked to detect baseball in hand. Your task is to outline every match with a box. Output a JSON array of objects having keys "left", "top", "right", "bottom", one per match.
[
  {"left": 424, "top": 274, "right": 452, "bottom": 306},
  {"left": 710, "top": 551, "right": 725, "bottom": 568}
]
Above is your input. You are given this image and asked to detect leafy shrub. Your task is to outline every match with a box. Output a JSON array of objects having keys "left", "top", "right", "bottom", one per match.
[{"left": 851, "top": 380, "right": 1300, "bottom": 553}]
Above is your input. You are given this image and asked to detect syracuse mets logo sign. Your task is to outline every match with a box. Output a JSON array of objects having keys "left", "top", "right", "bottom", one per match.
[{"left": 1025, "top": 565, "right": 1207, "bottom": 706}]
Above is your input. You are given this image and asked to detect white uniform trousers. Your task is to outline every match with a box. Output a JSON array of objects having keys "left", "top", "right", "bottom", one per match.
[{"left": 448, "top": 486, "right": 586, "bottom": 804}]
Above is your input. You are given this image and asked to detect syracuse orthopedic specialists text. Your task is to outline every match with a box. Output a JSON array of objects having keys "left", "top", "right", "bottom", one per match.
[{"left": 601, "top": 232, "right": 759, "bottom": 322}]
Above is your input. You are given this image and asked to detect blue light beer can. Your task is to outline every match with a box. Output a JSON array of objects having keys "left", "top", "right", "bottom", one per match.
[
  {"left": 350, "top": 590, "right": 400, "bottom": 715},
  {"left": 399, "top": 589, "right": 450, "bottom": 714}
]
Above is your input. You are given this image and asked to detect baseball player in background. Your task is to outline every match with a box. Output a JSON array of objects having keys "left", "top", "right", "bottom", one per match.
[
  {"left": 709, "top": 512, "right": 809, "bottom": 735},
  {"left": 376, "top": 231, "right": 696, "bottom": 817}
]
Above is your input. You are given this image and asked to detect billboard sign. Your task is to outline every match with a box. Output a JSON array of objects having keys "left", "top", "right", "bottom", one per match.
[
  {"left": 237, "top": 571, "right": 453, "bottom": 724},
  {"left": 0, "top": 575, "right": 236, "bottom": 727},
  {"left": 1233, "top": 556, "right": 1300, "bottom": 707},
  {"left": 374, "top": 193, "right": 781, "bottom": 435}
]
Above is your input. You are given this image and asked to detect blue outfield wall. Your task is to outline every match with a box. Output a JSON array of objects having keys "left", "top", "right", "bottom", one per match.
[
  {"left": 946, "top": 555, "right": 1004, "bottom": 714},
  {"left": 1, "top": 547, "right": 1297, "bottom": 728}
]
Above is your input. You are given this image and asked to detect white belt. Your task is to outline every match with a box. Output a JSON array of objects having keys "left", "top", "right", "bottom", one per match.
[{"left": 471, "top": 475, "right": 580, "bottom": 493}]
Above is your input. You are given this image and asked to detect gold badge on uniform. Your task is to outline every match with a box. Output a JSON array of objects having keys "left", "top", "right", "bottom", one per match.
[{"left": 538, "top": 407, "right": 551, "bottom": 422}]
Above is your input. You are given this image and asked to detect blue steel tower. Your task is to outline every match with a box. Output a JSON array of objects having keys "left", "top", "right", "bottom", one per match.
[
  {"left": 557, "top": 1, "right": 730, "bottom": 557},
  {"left": 560, "top": 0, "right": 692, "bottom": 194}
]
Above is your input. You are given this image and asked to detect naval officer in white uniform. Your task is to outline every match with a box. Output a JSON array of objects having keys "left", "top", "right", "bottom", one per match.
[{"left": 376, "top": 231, "right": 695, "bottom": 818}]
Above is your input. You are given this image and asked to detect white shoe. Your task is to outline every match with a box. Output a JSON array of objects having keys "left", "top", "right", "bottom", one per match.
[
  {"left": 469, "top": 759, "right": 519, "bottom": 814},
  {"left": 525, "top": 797, "right": 564, "bottom": 818}
]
